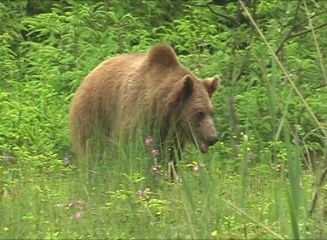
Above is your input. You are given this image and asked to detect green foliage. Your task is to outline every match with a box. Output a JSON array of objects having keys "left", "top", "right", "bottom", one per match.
[{"left": 0, "top": 0, "right": 326, "bottom": 239}]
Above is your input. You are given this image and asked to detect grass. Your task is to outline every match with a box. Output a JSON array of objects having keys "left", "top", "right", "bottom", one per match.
[{"left": 1, "top": 136, "right": 325, "bottom": 239}]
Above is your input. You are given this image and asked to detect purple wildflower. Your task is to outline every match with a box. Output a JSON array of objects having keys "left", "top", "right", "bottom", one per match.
[
  {"left": 73, "top": 211, "right": 82, "bottom": 220},
  {"left": 144, "top": 136, "right": 154, "bottom": 147},
  {"left": 151, "top": 149, "right": 160, "bottom": 158}
]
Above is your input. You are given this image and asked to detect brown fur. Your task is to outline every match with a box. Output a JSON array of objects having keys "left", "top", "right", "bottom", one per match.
[{"left": 69, "top": 44, "right": 220, "bottom": 158}]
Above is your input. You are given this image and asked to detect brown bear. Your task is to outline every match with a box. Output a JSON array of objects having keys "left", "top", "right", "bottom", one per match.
[{"left": 69, "top": 44, "right": 220, "bottom": 160}]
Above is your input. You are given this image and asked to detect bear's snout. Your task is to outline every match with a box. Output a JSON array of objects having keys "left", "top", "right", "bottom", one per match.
[{"left": 207, "top": 134, "right": 218, "bottom": 146}]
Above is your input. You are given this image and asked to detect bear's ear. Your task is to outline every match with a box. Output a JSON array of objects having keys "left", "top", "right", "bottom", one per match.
[
  {"left": 179, "top": 75, "right": 194, "bottom": 101},
  {"left": 202, "top": 75, "right": 220, "bottom": 98},
  {"left": 167, "top": 75, "right": 194, "bottom": 108}
]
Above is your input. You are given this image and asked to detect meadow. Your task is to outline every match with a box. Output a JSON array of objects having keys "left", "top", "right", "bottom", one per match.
[{"left": 0, "top": 0, "right": 326, "bottom": 239}]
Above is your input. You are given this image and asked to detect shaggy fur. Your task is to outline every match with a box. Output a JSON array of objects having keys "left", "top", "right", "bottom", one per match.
[{"left": 69, "top": 44, "right": 220, "bottom": 158}]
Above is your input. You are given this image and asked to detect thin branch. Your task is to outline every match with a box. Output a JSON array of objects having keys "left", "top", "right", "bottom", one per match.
[
  {"left": 275, "top": 0, "right": 301, "bottom": 55},
  {"left": 206, "top": 3, "right": 239, "bottom": 25},
  {"left": 174, "top": 0, "right": 239, "bottom": 25},
  {"left": 172, "top": 0, "right": 212, "bottom": 9},
  {"left": 288, "top": 22, "right": 327, "bottom": 39},
  {"left": 275, "top": 9, "right": 327, "bottom": 55},
  {"left": 291, "top": 10, "right": 327, "bottom": 30}
]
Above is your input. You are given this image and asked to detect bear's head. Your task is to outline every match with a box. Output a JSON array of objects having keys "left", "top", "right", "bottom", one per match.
[{"left": 167, "top": 75, "right": 220, "bottom": 153}]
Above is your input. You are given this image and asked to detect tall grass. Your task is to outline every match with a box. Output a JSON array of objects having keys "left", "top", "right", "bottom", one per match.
[{"left": 0, "top": 130, "right": 324, "bottom": 238}]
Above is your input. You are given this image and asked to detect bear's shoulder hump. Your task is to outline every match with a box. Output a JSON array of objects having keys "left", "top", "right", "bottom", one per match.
[{"left": 146, "top": 44, "right": 179, "bottom": 67}]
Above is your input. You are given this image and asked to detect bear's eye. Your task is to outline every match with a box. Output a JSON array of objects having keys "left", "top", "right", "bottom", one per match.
[{"left": 196, "top": 111, "right": 205, "bottom": 120}]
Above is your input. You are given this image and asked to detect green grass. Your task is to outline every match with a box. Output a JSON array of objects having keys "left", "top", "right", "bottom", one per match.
[{"left": 1, "top": 138, "right": 325, "bottom": 239}]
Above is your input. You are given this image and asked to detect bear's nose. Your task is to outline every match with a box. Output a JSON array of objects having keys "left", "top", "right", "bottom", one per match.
[{"left": 208, "top": 135, "right": 218, "bottom": 146}]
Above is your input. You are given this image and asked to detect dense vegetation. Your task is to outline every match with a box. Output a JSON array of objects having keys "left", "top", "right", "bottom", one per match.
[{"left": 0, "top": 0, "right": 326, "bottom": 239}]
